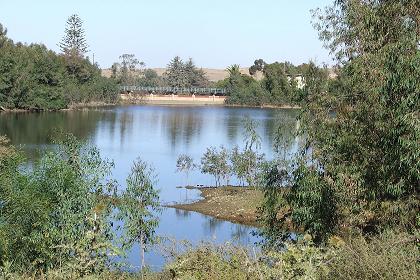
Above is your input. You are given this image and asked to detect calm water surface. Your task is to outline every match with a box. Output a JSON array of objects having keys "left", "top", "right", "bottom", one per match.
[{"left": 0, "top": 105, "right": 299, "bottom": 269}]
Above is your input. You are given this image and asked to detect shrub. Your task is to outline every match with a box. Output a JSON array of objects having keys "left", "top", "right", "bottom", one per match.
[
  {"left": 320, "top": 231, "right": 419, "bottom": 280},
  {"left": 163, "top": 241, "right": 329, "bottom": 280},
  {"left": 0, "top": 134, "right": 118, "bottom": 275}
]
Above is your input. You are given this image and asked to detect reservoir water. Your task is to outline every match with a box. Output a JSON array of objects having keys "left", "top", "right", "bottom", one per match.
[{"left": 0, "top": 105, "right": 299, "bottom": 269}]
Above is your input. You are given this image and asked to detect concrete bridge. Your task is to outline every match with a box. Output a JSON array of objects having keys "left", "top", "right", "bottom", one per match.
[{"left": 120, "top": 86, "right": 228, "bottom": 95}]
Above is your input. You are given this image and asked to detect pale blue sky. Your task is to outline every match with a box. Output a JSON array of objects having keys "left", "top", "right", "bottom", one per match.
[{"left": 1, "top": 0, "right": 333, "bottom": 68}]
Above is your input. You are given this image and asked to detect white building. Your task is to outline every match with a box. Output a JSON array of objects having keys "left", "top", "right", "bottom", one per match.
[{"left": 287, "top": 74, "right": 305, "bottom": 89}]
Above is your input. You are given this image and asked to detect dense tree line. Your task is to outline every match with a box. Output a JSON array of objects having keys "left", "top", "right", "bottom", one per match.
[
  {"left": 111, "top": 54, "right": 147, "bottom": 86},
  {"left": 220, "top": 60, "right": 330, "bottom": 106},
  {"left": 111, "top": 54, "right": 328, "bottom": 107},
  {"left": 111, "top": 55, "right": 210, "bottom": 90},
  {"left": 111, "top": 55, "right": 164, "bottom": 88},
  {"left": 0, "top": 17, "right": 118, "bottom": 111}
]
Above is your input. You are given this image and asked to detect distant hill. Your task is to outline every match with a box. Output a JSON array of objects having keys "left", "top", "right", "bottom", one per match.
[
  {"left": 101, "top": 67, "right": 261, "bottom": 82},
  {"left": 101, "top": 67, "right": 335, "bottom": 82}
]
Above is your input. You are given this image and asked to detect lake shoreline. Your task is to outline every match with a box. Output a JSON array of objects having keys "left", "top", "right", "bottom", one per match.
[
  {"left": 121, "top": 95, "right": 301, "bottom": 109},
  {"left": 167, "top": 186, "right": 263, "bottom": 227},
  {"left": 1, "top": 98, "right": 301, "bottom": 113},
  {"left": 0, "top": 101, "right": 119, "bottom": 113}
]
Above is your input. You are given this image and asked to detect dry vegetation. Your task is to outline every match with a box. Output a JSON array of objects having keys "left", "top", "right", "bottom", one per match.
[{"left": 4, "top": 231, "right": 417, "bottom": 280}]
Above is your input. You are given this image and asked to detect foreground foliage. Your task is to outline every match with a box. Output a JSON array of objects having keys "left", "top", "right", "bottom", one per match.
[
  {"left": 1, "top": 231, "right": 416, "bottom": 280},
  {"left": 319, "top": 231, "right": 419, "bottom": 280},
  {"left": 117, "top": 159, "right": 161, "bottom": 271},
  {"left": 0, "top": 134, "right": 160, "bottom": 277},
  {"left": 0, "top": 134, "right": 117, "bottom": 273},
  {"left": 260, "top": 0, "right": 420, "bottom": 244}
]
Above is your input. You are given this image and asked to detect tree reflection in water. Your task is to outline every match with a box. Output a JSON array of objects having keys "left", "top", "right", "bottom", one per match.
[
  {"left": 161, "top": 108, "right": 204, "bottom": 150},
  {"left": 203, "top": 215, "right": 225, "bottom": 238},
  {"left": 231, "top": 224, "right": 254, "bottom": 243},
  {"left": 174, "top": 208, "right": 191, "bottom": 220}
]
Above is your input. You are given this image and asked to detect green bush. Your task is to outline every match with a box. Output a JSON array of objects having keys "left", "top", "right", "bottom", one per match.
[
  {"left": 163, "top": 241, "right": 329, "bottom": 280},
  {"left": 0, "top": 134, "right": 118, "bottom": 274},
  {"left": 259, "top": 0, "right": 419, "bottom": 244}
]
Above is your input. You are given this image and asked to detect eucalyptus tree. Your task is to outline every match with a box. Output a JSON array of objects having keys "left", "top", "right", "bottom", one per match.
[
  {"left": 176, "top": 154, "right": 196, "bottom": 187},
  {"left": 261, "top": 0, "right": 420, "bottom": 243},
  {"left": 0, "top": 23, "right": 10, "bottom": 47},
  {"left": 138, "top": 69, "right": 163, "bottom": 87},
  {"left": 242, "top": 118, "right": 264, "bottom": 187},
  {"left": 249, "top": 59, "right": 266, "bottom": 76},
  {"left": 230, "top": 146, "right": 247, "bottom": 187},
  {"left": 0, "top": 134, "right": 118, "bottom": 274},
  {"left": 118, "top": 158, "right": 160, "bottom": 271},
  {"left": 201, "top": 146, "right": 231, "bottom": 187},
  {"left": 242, "top": 117, "right": 261, "bottom": 151},
  {"left": 298, "top": 61, "right": 328, "bottom": 103},
  {"left": 111, "top": 62, "right": 119, "bottom": 79},
  {"left": 261, "top": 62, "right": 294, "bottom": 104},
  {"left": 115, "top": 54, "right": 145, "bottom": 85}
]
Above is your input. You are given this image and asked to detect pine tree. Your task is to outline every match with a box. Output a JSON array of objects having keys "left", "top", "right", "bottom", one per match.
[
  {"left": 163, "top": 56, "right": 187, "bottom": 88},
  {"left": 59, "top": 14, "right": 89, "bottom": 57},
  {"left": 184, "top": 58, "right": 209, "bottom": 87}
]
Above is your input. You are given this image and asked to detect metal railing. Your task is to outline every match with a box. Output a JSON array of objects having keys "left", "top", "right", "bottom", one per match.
[{"left": 120, "top": 86, "right": 227, "bottom": 95}]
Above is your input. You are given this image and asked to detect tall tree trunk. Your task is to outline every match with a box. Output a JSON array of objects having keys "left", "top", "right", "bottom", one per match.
[{"left": 140, "top": 233, "right": 145, "bottom": 272}]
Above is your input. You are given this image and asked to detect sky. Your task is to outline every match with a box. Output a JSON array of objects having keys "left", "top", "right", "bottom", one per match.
[{"left": 0, "top": 0, "right": 333, "bottom": 69}]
